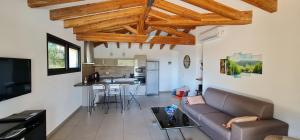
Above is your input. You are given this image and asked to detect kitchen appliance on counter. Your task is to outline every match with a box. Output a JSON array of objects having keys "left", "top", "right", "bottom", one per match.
[
  {"left": 134, "top": 55, "right": 147, "bottom": 84},
  {"left": 146, "top": 61, "right": 159, "bottom": 96}
]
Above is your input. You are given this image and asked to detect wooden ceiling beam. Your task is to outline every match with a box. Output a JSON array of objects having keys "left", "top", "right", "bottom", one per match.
[
  {"left": 76, "top": 33, "right": 195, "bottom": 45},
  {"left": 64, "top": 7, "right": 143, "bottom": 28},
  {"left": 147, "top": 11, "right": 252, "bottom": 27},
  {"left": 151, "top": 26, "right": 193, "bottom": 38},
  {"left": 149, "top": 30, "right": 161, "bottom": 49},
  {"left": 73, "top": 16, "right": 139, "bottom": 34},
  {"left": 28, "top": 0, "right": 81, "bottom": 8},
  {"left": 242, "top": 0, "right": 277, "bottom": 13},
  {"left": 153, "top": 0, "right": 203, "bottom": 21},
  {"left": 77, "top": 33, "right": 148, "bottom": 43},
  {"left": 50, "top": 0, "right": 145, "bottom": 20},
  {"left": 128, "top": 42, "right": 132, "bottom": 49},
  {"left": 147, "top": 18, "right": 251, "bottom": 27},
  {"left": 139, "top": 43, "right": 143, "bottom": 49},
  {"left": 151, "top": 36, "right": 194, "bottom": 45},
  {"left": 103, "top": 42, "right": 108, "bottom": 48},
  {"left": 160, "top": 34, "right": 172, "bottom": 49},
  {"left": 170, "top": 29, "right": 191, "bottom": 50},
  {"left": 182, "top": 0, "right": 243, "bottom": 20},
  {"left": 148, "top": 9, "right": 173, "bottom": 21},
  {"left": 116, "top": 42, "right": 120, "bottom": 48},
  {"left": 123, "top": 25, "right": 138, "bottom": 34},
  {"left": 137, "top": 0, "right": 153, "bottom": 35},
  {"left": 93, "top": 42, "right": 103, "bottom": 47}
]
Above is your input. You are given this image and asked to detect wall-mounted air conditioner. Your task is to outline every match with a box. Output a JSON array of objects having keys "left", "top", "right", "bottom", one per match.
[{"left": 196, "top": 26, "right": 224, "bottom": 44}]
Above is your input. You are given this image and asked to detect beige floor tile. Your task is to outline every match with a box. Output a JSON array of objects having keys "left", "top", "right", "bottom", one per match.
[{"left": 49, "top": 93, "right": 211, "bottom": 140}]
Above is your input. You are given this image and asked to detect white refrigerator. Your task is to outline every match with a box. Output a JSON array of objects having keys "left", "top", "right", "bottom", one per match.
[{"left": 146, "top": 61, "right": 159, "bottom": 96}]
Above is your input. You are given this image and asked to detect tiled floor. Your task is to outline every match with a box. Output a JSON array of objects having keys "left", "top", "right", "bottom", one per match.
[{"left": 49, "top": 93, "right": 211, "bottom": 140}]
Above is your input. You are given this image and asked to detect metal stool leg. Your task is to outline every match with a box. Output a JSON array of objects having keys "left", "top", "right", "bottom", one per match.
[
  {"left": 106, "top": 94, "right": 110, "bottom": 114},
  {"left": 115, "top": 95, "right": 118, "bottom": 111}
]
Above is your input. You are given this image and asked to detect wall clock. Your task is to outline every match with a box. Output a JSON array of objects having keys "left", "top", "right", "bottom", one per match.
[{"left": 183, "top": 55, "right": 191, "bottom": 69}]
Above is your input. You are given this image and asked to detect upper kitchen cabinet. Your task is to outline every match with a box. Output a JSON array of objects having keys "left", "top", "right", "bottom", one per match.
[
  {"left": 134, "top": 55, "right": 147, "bottom": 67},
  {"left": 118, "top": 59, "right": 135, "bottom": 66},
  {"left": 94, "top": 58, "right": 134, "bottom": 67}
]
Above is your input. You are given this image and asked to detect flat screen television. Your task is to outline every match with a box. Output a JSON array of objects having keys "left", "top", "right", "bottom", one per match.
[{"left": 0, "top": 57, "right": 31, "bottom": 102}]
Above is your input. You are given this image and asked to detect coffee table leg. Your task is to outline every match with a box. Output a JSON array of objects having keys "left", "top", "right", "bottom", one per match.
[
  {"left": 179, "top": 129, "right": 185, "bottom": 140},
  {"left": 165, "top": 130, "right": 170, "bottom": 140}
]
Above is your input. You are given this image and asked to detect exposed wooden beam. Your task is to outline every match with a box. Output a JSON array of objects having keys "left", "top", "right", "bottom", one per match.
[
  {"left": 149, "top": 30, "right": 161, "bottom": 49},
  {"left": 170, "top": 29, "right": 191, "bottom": 50},
  {"left": 76, "top": 33, "right": 195, "bottom": 45},
  {"left": 169, "top": 44, "right": 176, "bottom": 50},
  {"left": 151, "top": 36, "right": 194, "bottom": 45},
  {"left": 128, "top": 42, "right": 132, "bottom": 49},
  {"left": 153, "top": 0, "right": 203, "bottom": 21},
  {"left": 151, "top": 26, "right": 193, "bottom": 38},
  {"left": 116, "top": 42, "right": 120, "bottom": 48},
  {"left": 242, "top": 0, "right": 277, "bottom": 13},
  {"left": 137, "top": 0, "right": 152, "bottom": 35},
  {"left": 50, "top": 0, "right": 145, "bottom": 20},
  {"left": 77, "top": 33, "right": 147, "bottom": 43},
  {"left": 183, "top": 0, "right": 243, "bottom": 20},
  {"left": 93, "top": 42, "right": 103, "bottom": 47},
  {"left": 139, "top": 43, "right": 143, "bottom": 49},
  {"left": 103, "top": 42, "right": 108, "bottom": 48},
  {"left": 28, "top": 0, "right": 81, "bottom": 8},
  {"left": 73, "top": 16, "right": 139, "bottom": 33},
  {"left": 64, "top": 7, "right": 143, "bottom": 28},
  {"left": 148, "top": 9, "right": 173, "bottom": 21},
  {"left": 160, "top": 34, "right": 171, "bottom": 49},
  {"left": 147, "top": 11, "right": 252, "bottom": 27},
  {"left": 123, "top": 25, "right": 138, "bottom": 34}
]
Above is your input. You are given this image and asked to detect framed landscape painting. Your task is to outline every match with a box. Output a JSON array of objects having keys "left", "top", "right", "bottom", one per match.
[{"left": 220, "top": 53, "right": 263, "bottom": 78}]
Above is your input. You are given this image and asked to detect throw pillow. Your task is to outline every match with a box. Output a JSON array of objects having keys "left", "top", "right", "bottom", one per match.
[
  {"left": 223, "top": 116, "right": 258, "bottom": 129},
  {"left": 186, "top": 96, "right": 205, "bottom": 105}
]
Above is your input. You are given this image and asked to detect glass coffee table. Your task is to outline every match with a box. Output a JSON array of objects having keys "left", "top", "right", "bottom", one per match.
[{"left": 151, "top": 107, "right": 197, "bottom": 140}]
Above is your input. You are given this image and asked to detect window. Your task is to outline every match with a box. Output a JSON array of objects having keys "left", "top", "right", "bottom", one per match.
[{"left": 47, "top": 34, "right": 81, "bottom": 76}]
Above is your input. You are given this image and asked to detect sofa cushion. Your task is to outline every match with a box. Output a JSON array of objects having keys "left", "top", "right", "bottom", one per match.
[
  {"left": 202, "top": 112, "right": 233, "bottom": 140},
  {"left": 222, "top": 94, "right": 274, "bottom": 119},
  {"left": 181, "top": 102, "right": 220, "bottom": 125},
  {"left": 203, "top": 88, "right": 230, "bottom": 111}
]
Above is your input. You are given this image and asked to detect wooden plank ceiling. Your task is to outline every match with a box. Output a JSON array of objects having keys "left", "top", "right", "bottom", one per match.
[{"left": 28, "top": 0, "right": 277, "bottom": 50}]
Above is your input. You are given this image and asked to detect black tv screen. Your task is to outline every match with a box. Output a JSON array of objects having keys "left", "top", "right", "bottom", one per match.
[{"left": 0, "top": 58, "right": 31, "bottom": 102}]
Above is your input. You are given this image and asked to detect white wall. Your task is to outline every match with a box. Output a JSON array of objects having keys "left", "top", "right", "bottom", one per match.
[
  {"left": 94, "top": 43, "right": 179, "bottom": 91},
  {"left": 0, "top": 0, "right": 82, "bottom": 135},
  {"left": 175, "top": 45, "right": 202, "bottom": 95},
  {"left": 203, "top": 0, "right": 300, "bottom": 138}
]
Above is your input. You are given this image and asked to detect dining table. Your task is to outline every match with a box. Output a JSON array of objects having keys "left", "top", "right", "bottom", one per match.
[{"left": 74, "top": 79, "right": 137, "bottom": 114}]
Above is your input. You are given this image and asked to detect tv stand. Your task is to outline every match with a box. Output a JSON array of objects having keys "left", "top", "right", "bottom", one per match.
[{"left": 0, "top": 110, "right": 46, "bottom": 140}]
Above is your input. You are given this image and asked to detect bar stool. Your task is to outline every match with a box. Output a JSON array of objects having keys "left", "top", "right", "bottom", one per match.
[
  {"left": 92, "top": 84, "right": 107, "bottom": 110},
  {"left": 127, "top": 84, "right": 142, "bottom": 110},
  {"left": 107, "top": 84, "right": 123, "bottom": 113}
]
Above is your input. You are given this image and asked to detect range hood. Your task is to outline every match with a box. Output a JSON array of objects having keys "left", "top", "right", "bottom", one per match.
[{"left": 83, "top": 41, "right": 95, "bottom": 64}]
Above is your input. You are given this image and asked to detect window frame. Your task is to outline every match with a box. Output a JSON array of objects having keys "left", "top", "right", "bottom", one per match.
[{"left": 47, "top": 33, "right": 81, "bottom": 76}]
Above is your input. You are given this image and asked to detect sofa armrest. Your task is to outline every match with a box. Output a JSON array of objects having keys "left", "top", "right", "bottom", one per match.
[{"left": 231, "top": 119, "right": 289, "bottom": 140}]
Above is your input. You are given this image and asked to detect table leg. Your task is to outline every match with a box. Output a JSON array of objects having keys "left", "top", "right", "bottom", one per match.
[
  {"left": 86, "top": 86, "right": 91, "bottom": 114},
  {"left": 179, "top": 129, "right": 185, "bottom": 140},
  {"left": 165, "top": 130, "right": 170, "bottom": 140},
  {"left": 122, "top": 85, "right": 126, "bottom": 113}
]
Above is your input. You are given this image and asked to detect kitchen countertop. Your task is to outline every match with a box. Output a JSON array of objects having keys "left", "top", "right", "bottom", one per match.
[{"left": 74, "top": 78, "right": 138, "bottom": 87}]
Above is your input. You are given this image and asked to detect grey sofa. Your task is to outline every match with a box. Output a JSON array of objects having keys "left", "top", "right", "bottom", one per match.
[{"left": 181, "top": 88, "right": 289, "bottom": 140}]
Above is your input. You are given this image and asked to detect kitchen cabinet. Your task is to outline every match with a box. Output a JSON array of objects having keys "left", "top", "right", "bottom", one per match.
[
  {"left": 134, "top": 55, "right": 147, "bottom": 67},
  {"left": 94, "top": 58, "right": 134, "bottom": 67},
  {"left": 118, "top": 59, "right": 135, "bottom": 66},
  {"left": 103, "top": 59, "right": 117, "bottom": 66}
]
